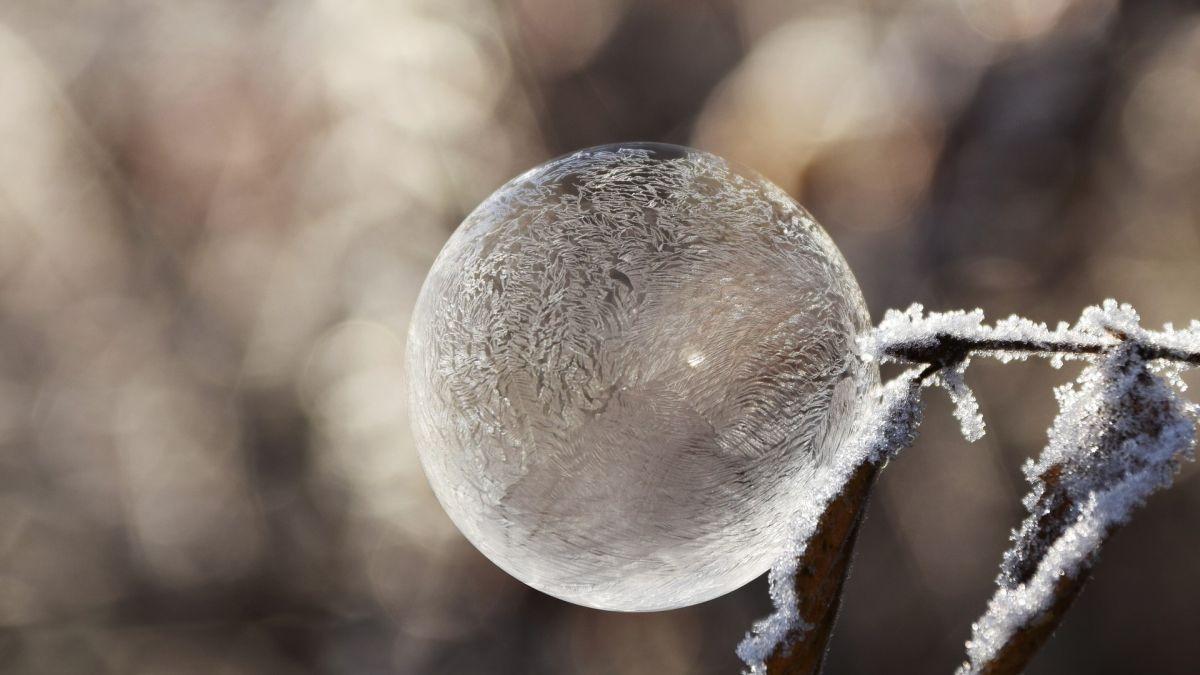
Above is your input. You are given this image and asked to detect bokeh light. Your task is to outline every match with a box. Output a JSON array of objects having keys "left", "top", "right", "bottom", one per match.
[{"left": 0, "top": 1, "right": 1198, "bottom": 672}]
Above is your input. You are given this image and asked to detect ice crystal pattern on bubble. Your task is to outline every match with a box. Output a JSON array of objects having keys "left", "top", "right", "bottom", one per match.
[{"left": 406, "top": 143, "right": 877, "bottom": 611}]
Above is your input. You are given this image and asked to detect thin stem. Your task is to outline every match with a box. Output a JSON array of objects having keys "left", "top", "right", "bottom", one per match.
[
  {"left": 757, "top": 307, "right": 1198, "bottom": 675},
  {"left": 762, "top": 462, "right": 878, "bottom": 674},
  {"left": 881, "top": 328, "right": 1198, "bottom": 674},
  {"left": 884, "top": 333, "right": 1200, "bottom": 377}
]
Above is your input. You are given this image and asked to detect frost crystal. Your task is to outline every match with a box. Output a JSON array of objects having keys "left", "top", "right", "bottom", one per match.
[
  {"left": 738, "top": 371, "right": 924, "bottom": 673},
  {"left": 407, "top": 143, "right": 877, "bottom": 611},
  {"left": 937, "top": 363, "right": 985, "bottom": 442},
  {"left": 863, "top": 304, "right": 986, "bottom": 356}
]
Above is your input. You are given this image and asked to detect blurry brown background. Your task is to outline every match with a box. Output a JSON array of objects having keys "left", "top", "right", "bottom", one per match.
[{"left": 1, "top": 1, "right": 1199, "bottom": 673}]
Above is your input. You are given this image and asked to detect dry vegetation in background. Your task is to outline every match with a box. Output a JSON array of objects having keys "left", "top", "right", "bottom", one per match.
[{"left": 1, "top": 1, "right": 1200, "bottom": 673}]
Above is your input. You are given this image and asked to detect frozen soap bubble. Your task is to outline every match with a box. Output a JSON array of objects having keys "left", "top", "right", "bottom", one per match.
[{"left": 407, "top": 143, "right": 877, "bottom": 611}]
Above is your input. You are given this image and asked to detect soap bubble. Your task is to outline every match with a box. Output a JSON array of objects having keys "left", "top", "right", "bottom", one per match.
[{"left": 406, "top": 143, "right": 877, "bottom": 611}]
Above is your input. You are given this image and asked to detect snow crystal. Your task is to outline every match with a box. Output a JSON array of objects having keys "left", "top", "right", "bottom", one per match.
[
  {"left": 862, "top": 302, "right": 1118, "bottom": 367},
  {"left": 861, "top": 299, "right": 1200, "bottom": 446},
  {"left": 860, "top": 304, "right": 986, "bottom": 359},
  {"left": 938, "top": 364, "right": 986, "bottom": 443}
]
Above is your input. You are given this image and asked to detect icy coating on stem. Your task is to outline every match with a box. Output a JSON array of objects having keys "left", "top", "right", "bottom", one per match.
[
  {"left": 863, "top": 301, "right": 1200, "bottom": 441},
  {"left": 737, "top": 371, "right": 925, "bottom": 673},
  {"left": 936, "top": 363, "right": 986, "bottom": 443},
  {"left": 742, "top": 300, "right": 1199, "bottom": 673},
  {"left": 408, "top": 143, "right": 877, "bottom": 611},
  {"left": 959, "top": 344, "right": 1196, "bottom": 672}
]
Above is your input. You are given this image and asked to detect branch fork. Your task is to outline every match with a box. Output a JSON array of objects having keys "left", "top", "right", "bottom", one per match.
[{"left": 741, "top": 301, "right": 1200, "bottom": 675}]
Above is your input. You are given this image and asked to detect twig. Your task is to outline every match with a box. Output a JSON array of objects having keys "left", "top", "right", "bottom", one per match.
[
  {"left": 957, "top": 345, "right": 1196, "bottom": 674},
  {"left": 759, "top": 462, "right": 878, "bottom": 674},
  {"left": 747, "top": 303, "right": 1199, "bottom": 675},
  {"left": 742, "top": 373, "right": 924, "bottom": 674},
  {"left": 967, "top": 462, "right": 1096, "bottom": 675},
  {"left": 884, "top": 332, "right": 1200, "bottom": 377}
]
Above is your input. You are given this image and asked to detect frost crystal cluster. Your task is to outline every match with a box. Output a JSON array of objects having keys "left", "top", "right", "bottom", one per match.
[{"left": 407, "top": 143, "right": 877, "bottom": 611}]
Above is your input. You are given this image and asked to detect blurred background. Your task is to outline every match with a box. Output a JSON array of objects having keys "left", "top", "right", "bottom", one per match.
[{"left": 1, "top": 0, "right": 1199, "bottom": 673}]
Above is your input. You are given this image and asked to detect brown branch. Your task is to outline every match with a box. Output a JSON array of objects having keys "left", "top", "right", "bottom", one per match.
[
  {"left": 883, "top": 329, "right": 1195, "bottom": 674},
  {"left": 884, "top": 332, "right": 1200, "bottom": 376},
  {"left": 975, "top": 570, "right": 1091, "bottom": 675},
  {"left": 762, "top": 461, "right": 879, "bottom": 674},
  {"left": 960, "top": 352, "right": 1193, "bottom": 674},
  {"left": 973, "top": 463, "right": 1100, "bottom": 675},
  {"left": 747, "top": 374, "right": 922, "bottom": 674},
  {"left": 756, "top": 316, "right": 1196, "bottom": 675}
]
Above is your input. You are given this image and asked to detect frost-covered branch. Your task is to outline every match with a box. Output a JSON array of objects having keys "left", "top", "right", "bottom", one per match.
[
  {"left": 959, "top": 344, "right": 1196, "bottom": 673},
  {"left": 738, "top": 371, "right": 925, "bottom": 674},
  {"left": 741, "top": 301, "right": 1199, "bottom": 675},
  {"left": 866, "top": 301, "right": 1200, "bottom": 375}
]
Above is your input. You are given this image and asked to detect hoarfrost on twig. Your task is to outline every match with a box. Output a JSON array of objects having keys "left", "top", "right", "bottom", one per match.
[
  {"left": 737, "top": 370, "right": 925, "bottom": 674},
  {"left": 959, "top": 344, "right": 1196, "bottom": 673},
  {"left": 937, "top": 363, "right": 986, "bottom": 443},
  {"left": 746, "top": 300, "right": 1200, "bottom": 674}
]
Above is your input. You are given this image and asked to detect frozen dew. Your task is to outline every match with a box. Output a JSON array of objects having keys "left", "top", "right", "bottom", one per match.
[
  {"left": 938, "top": 363, "right": 986, "bottom": 443},
  {"left": 406, "top": 143, "right": 877, "bottom": 611}
]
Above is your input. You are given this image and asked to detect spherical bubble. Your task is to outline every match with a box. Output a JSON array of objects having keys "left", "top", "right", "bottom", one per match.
[{"left": 407, "top": 143, "right": 877, "bottom": 611}]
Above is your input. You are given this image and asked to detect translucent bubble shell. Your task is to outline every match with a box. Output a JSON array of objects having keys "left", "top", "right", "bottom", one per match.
[{"left": 407, "top": 143, "right": 877, "bottom": 611}]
